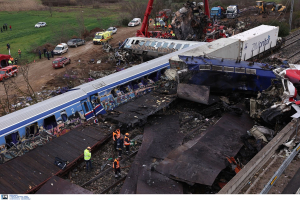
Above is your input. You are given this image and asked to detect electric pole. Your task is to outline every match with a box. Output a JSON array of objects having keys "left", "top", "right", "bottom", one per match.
[{"left": 290, "top": 0, "right": 294, "bottom": 32}]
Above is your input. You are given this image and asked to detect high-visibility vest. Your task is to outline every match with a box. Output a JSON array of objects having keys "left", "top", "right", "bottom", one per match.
[
  {"left": 172, "top": 33, "right": 175, "bottom": 36},
  {"left": 84, "top": 149, "right": 91, "bottom": 161},
  {"left": 168, "top": 24, "right": 172, "bottom": 28},
  {"left": 124, "top": 136, "right": 130, "bottom": 146},
  {"left": 18, "top": 50, "right": 21, "bottom": 54},
  {"left": 113, "top": 159, "right": 120, "bottom": 168},
  {"left": 113, "top": 132, "right": 117, "bottom": 141},
  {"left": 8, "top": 60, "right": 12, "bottom": 65}
]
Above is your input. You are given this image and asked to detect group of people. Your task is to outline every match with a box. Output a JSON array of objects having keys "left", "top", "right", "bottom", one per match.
[
  {"left": 7, "top": 57, "right": 18, "bottom": 65},
  {"left": 1, "top": 24, "right": 11, "bottom": 32},
  {"left": 83, "top": 128, "right": 132, "bottom": 178},
  {"left": 151, "top": 18, "right": 176, "bottom": 39},
  {"left": 38, "top": 48, "right": 54, "bottom": 60}
]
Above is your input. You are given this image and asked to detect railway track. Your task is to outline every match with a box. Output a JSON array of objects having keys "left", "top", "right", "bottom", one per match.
[{"left": 282, "top": 29, "right": 300, "bottom": 49}]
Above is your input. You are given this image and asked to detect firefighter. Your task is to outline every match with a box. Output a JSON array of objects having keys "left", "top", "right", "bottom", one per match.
[
  {"left": 124, "top": 133, "right": 130, "bottom": 154},
  {"left": 172, "top": 32, "right": 176, "bottom": 39},
  {"left": 168, "top": 24, "right": 172, "bottom": 29},
  {"left": 113, "top": 157, "right": 121, "bottom": 178}
]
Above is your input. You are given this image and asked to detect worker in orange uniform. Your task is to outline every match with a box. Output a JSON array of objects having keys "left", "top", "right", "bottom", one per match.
[
  {"left": 113, "top": 130, "right": 118, "bottom": 151},
  {"left": 113, "top": 157, "right": 121, "bottom": 178},
  {"left": 124, "top": 133, "right": 130, "bottom": 154}
]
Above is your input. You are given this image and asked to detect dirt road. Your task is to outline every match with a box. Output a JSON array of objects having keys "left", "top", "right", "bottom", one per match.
[{"left": 0, "top": 25, "right": 140, "bottom": 98}]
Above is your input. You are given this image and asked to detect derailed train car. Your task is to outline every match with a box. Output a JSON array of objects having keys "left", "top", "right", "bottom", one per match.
[{"left": 0, "top": 42, "right": 206, "bottom": 153}]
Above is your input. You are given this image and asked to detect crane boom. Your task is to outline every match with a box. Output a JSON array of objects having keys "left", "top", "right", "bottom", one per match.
[
  {"left": 136, "top": 0, "right": 154, "bottom": 37},
  {"left": 204, "top": 0, "right": 210, "bottom": 17}
]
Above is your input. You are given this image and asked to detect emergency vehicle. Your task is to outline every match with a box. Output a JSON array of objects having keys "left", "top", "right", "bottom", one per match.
[
  {"left": 93, "top": 31, "right": 113, "bottom": 45},
  {"left": 0, "top": 65, "right": 18, "bottom": 81}
]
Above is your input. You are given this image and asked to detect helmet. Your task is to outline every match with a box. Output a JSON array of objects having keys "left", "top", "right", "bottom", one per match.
[
  {"left": 125, "top": 133, "right": 129, "bottom": 136},
  {"left": 87, "top": 146, "right": 91, "bottom": 150}
]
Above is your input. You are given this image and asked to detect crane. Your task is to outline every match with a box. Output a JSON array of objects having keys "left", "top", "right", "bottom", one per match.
[
  {"left": 136, "top": 0, "right": 153, "bottom": 37},
  {"left": 136, "top": 0, "right": 210, "bottom": 38}
]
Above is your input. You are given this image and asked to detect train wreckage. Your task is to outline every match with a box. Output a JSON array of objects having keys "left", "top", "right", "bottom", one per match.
[{"left": 1, "top": 24, "right": 300, "bottom": 194}]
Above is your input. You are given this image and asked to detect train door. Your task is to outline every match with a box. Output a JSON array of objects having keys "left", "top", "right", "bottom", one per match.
[
  {"left": 80, "top": 99, "right": 95, "bottom": 120},
  {"left": 90, "top": 93, "right": 106, "bottom": 116}
]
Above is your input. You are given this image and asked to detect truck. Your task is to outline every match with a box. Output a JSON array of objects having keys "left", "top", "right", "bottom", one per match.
[
  {"left": 226, "top": 5, "right": 240, "bottom": 19},
  {"left": 210, "top": 6, "right": 226, "bottom": 19}
]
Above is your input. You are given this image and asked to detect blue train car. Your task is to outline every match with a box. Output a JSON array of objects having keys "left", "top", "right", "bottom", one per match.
[
  {"left": 178, "top": 55, "right": 279, "bottom": 93},
  {"left": 0, "top": 42, "right": 206, "bottom": 153}
]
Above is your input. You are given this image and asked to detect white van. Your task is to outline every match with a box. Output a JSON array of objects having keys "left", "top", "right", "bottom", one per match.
[
  {"left": 128, "top": 18, "right": 141, "bottom": 27},
  {"left": 53, "top": 43, "right": 68, "bottom": 55}
]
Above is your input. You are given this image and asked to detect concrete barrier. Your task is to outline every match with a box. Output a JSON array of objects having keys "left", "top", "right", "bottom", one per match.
[{"left": 219, "top": 119, "right": 297, "bottom": 194}]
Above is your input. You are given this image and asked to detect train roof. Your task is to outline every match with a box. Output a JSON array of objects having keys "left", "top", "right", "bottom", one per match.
[
  {"left": 125, "top": 37, "right": 200, "bottom": 45},
  {"left": 78, "top": 42, "right": 206, "bottom": 95},
  {"left": 170, "top": 38, "right": 240, "bottom": 62}
]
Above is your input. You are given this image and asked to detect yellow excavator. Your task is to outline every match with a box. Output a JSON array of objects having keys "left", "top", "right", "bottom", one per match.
[
  {"left": 272, "top": 3, "right": 286, "bottom": 12},
  {"left": 256, "top": 1, "right": 267, "bottom": 14}
]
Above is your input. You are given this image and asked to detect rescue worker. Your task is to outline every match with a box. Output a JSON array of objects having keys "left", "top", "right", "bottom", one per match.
[
  {"left": 84, "top": 146, "right": 93, "bottom": 172},
  {"left": 113, "top": 157, "right": 121, "bottom": 178},
  {"left": 51, "top": 50, "right": 54, "bottom": 58},
  {"left": 172, "top": 32, "right": 176, "bottom": 39},
  {"left": 8, "top": 60, "right": 12, "bottom": 65},
  {"left": 124, "top": 133, "right": 130, "bottom": 154},
  {"left": 38, "top": 50, "right": 42, "bottom": 59},
  {"left": 113, "top": 130, "right": 118, "bottom": 150},
  {"left": 117, "top": 134, "right": 123, "bottom": 158},
  {"left": 47, "top": 51, "right": 50, "bottom": 60},
  {"left": 14, "top": 58, "right": 18, "bottom": 65},
  {"left": 18, "top": 49, "right": 21, "bottom": 58},
  {"left": 168, "top": 24, "right": 172, "bottom": 29}
]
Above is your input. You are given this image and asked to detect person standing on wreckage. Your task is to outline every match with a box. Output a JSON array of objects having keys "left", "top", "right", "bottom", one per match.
[{"left": 84, "top": 146, "right": 93, "bottom": 172}]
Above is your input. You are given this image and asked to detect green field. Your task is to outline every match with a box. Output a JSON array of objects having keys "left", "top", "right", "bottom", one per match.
[{"left": 0, "top": 7, "right": 119, "bottom": 62}]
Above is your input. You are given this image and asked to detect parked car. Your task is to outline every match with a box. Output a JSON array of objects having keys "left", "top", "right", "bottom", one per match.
[
  {"left": 53, "top": 43, "right": 68, "bottom": 55},
  {"left": 35, "top": 22, "right": 47, "bottom": 28},
  {"left": 52, "top": 57, "right": 71, "bottom": 69},
  {"left": 0, "top": 66, "right": 18, "bottom": 81},
  {"left": 107, "top": 27, "right": 117, "bottom": 34},
  {"left": 128, "top": 18, "right": 141, "bottom": 27},
  {"left": 67, "top": 38, "right": 85, "bottom": 47}
]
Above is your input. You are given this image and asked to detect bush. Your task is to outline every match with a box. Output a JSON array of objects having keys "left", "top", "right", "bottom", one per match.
[
  {"left": 268, "top": 21, "right": 290, "bottom": 37},
  {"left": 120, "top": 18, "right": 130, "bottom": 26}
]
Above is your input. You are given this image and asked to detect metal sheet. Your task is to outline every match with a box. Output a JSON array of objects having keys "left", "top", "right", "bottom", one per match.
[
  {"left": 0, "top": 125, "right": 107, "bottom": 194},
  {"left": 177, "top": 83, "right": 218, "bottom": 105},
  {"left": 36, "top": 176, "right": 93, "bottom": 194},
  {"left": 106, "top": 92, "right": 176, "bottom": 127},
  {"left": 156, "top": 109, "right": 254, "bottom": 186},
  {"left": 120, "top": 115, "right": 183, "bottom": 194}
]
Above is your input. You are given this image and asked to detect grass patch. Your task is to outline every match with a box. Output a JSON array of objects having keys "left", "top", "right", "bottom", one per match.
[{"left": 0, "top": 7, "right": 119, "bottom": 62}]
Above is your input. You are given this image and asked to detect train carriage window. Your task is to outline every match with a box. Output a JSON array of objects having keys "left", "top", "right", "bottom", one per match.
[
  {"left": 44, "top": 115, "right": 57, "bottom": 130},
  {"left": 150, "top": 41, "right": 156, "bottom": 47},
  {"left": 26, "top": 122, "right": 39, "bottom": 139},
  {"left": 131, "top": 40, "right": 135, "bottom": 44},
  {"left": 183, "top": 44, "right": 190, "bottom": 49},
  {"left": 175, "top": 44, "right": 182, "bottom": 50},
  {"left": 5, "top": 131, "right": 20, "bottom": 149},
  {"left": 60, "top": 110, "right": 68, "bottom": 122},
  {"left": 145, "top": 41, "right": 151, "bottom": 46},
  {"left": 139, "top": 41, "right": 145, "bottom": 46},
  {"left": 156, "top": 42, "right": 162, "bottom": 48},
  {"left": 162, "top": 43, "right": 169, "bottom": 48},
  {"left": 169, "top": 43, "right": 175, "bottom": 49},
  {"left": 135, "top": 40, "right": 139, "bottom": 44}
]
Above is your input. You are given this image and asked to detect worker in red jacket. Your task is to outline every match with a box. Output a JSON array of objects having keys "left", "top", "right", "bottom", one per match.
[
  {"left": 124, "top": 133, "right": 130, "bottom": 154},
  {"left": 113, "top": 157, "right": 121, "bottom": 178}
]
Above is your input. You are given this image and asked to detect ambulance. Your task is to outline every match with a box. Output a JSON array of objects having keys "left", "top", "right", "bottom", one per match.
[{"left": 93, "top": 31, "right": 113, "bottom": 45}]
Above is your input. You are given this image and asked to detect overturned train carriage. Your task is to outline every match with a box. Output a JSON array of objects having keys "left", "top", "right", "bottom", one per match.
[
  {"left": 178, "top": 55, "right": 279, "bottom": 93},
  {"left": 0, "top": 43, "right": 206, "bottom": 153}
]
